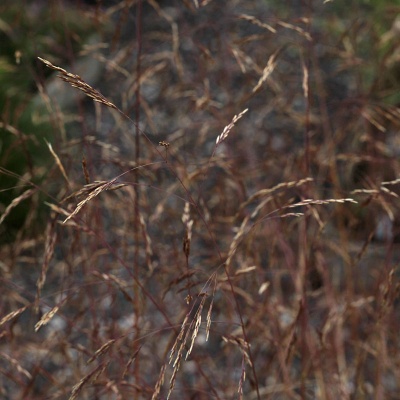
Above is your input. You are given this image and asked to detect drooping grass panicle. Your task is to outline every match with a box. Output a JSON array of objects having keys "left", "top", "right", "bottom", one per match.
[
  {"left": 38, "top": 57, "right": 118, "bottom": 110},
  {"left": 237, "top": 177, "right": 313, "bottom": 216},
  {"left": 166, "top": 293, "right": 210, "bottom": 399},
  {"left": 62, "top": 179, "right": 119, "bottom": 223}
]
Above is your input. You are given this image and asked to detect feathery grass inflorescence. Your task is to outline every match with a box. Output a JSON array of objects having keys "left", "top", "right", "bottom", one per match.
[
  {"left": 215, "top": 109, "right": 248, "bottom": 146},
  {"left": 167, "top": 292, "right": 210, "bottom": 399},
  {"left": 38, "top": 57, "right": 118, "bottom": 111}
]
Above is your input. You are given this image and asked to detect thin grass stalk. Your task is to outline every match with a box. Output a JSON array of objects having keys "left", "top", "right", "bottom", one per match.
[{"left": 133, "top": 1, "right": 143, "bottom": 395}]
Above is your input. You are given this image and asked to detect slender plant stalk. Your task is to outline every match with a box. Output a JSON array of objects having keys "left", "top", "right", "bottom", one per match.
[{"left": 133, "top": 0, "right": 143, "bottom": 397}]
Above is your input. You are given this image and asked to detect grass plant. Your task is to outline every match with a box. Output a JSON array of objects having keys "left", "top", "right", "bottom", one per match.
[{"left": 2, "top": 1, "right": 400, "bottom": 399}]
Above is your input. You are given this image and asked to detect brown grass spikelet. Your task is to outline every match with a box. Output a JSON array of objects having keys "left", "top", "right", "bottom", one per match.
[
  {"left": 238, "top": 14, "right": 277, "bottom": 33},
  {"left": 169, "top": 313, "right": 190, "bottom": 364},
  {"left": 36, "top": 219, "right": 57, "bottom": 306},
  {"left": 222, "top": 335, "right": 252, "bottom": 398},
  {"left": 182, "top": 202, "right": 193, "bottom": 259},
  {"left": 37, "top": 57, "right": 118, "bottom": 110},
  {"left": 204, "top": 274, "right": 217, "bottom": 342},
  {"left": 172, "top": 326, "right": 189, "bottom": 370},
  {"left": 301, "top": 54, "right": 309, "bottom": 99},
  {"left": 0, "top": 188, "right": 36, "bottom": 226},
  {"left": 216, "top": 108, "right": 248, "bottom": 145},
  {"left": 62, "top": 178, "right": 123, "bottom": 223},
  {"left": 252, "top": 48, "right": 281, "bottom": 93},
  {"left": 139, "top": 213, "right": 154, "bottom": 272},
  {"left": 122, "top": 346, "right": 142, "bottom": 379},
  {"left": 0, "top": 122, "right": 29, "bottom": 140},
  {"left": 151, "top": 364, "right": 166, "bottom": 400},
  {"left": 276, "top": 20, "right": 312, "bottom": 40},
  {"left": 351, "top": 185, "right": 399, "bottom": 221},
  {"left": 181, "top": 201, "right": 191, "bottom": 226},
  {"left": 382, "top": 178, "right": 400, "bottom": 186},
  {"left": 87, "top": 339, "right": 116, "bottom": 365},
  {"left": 69, "top": 362, "right": 109, "bottom": 400},
  {"left": 235, "top": 266, "right": 257, "bottom": 276},
  {"left": 231, "top": 46, "right": 257, "bottom": 73},
  {"left": 287, "top": 198, "right": 357, "bottom": 207},
  {"left": 93, "top": 272, "right": 134, "bottom": 302},
  {"left": 205, "top": 298, "right": 213, "bottom": 342},
  {"left": 1, "top": 353, "right": 32, "bottom": 380},
  {"left": 237, "top": 177, "right": 313, "bottom": 215},
  {"left": 0, "top": 306, "right": 28, "bottom": 327},
  {"left": 226, "top": 214, "right": 250, "bottom": 269},
  {"left": 222, "top": 335, "right": 252, "bottom": 367},
  {"left": 258, "top": 281, "right": 270, "bottom": 295},
  {"left": 44, "top": 202, "right": 72, "bottom": 218},
  {"left": 167, "top": 356, "right": 181, "bottom": 400},
  {"left": 62, "top": 180, "right": 127, "bottom": 203},
  {"left": 34, "top": 304, "right": 60, "bottom": 332},
  {"left": 380, "top": 186, "right": 399, "bottom": 198},
  {"left": 45, "top": 139, "right": 70, "bottom": 186},
  {"left": 186, "top": 294, "right": 207, "bottom": 359},
  {"left": 168, "top": 326, "right": 191, "bottom": 400},
  {"left": 167, "top": 293, "right": 209, "bottom": 399},
  {"left": 321, "top": 303, "right": 346, "bottom": 346},
  {"left": 238, "top": 366, "right": 246, "bottom": 400},
  {"left": 278, "top": 212, "right": 304, "bottom": 218}
]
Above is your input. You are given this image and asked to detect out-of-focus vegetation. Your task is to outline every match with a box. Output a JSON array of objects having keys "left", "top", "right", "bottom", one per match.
[
  {"left": 0, "top": 1, "right": 102, "bottom": 241},
  {"left": 2, "top": 1, "right": 400, "bottom": 399}
]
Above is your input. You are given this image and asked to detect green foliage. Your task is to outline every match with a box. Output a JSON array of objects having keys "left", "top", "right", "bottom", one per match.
[{"left": 0, "top": 1, "right": 100, "bottom": 242}]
